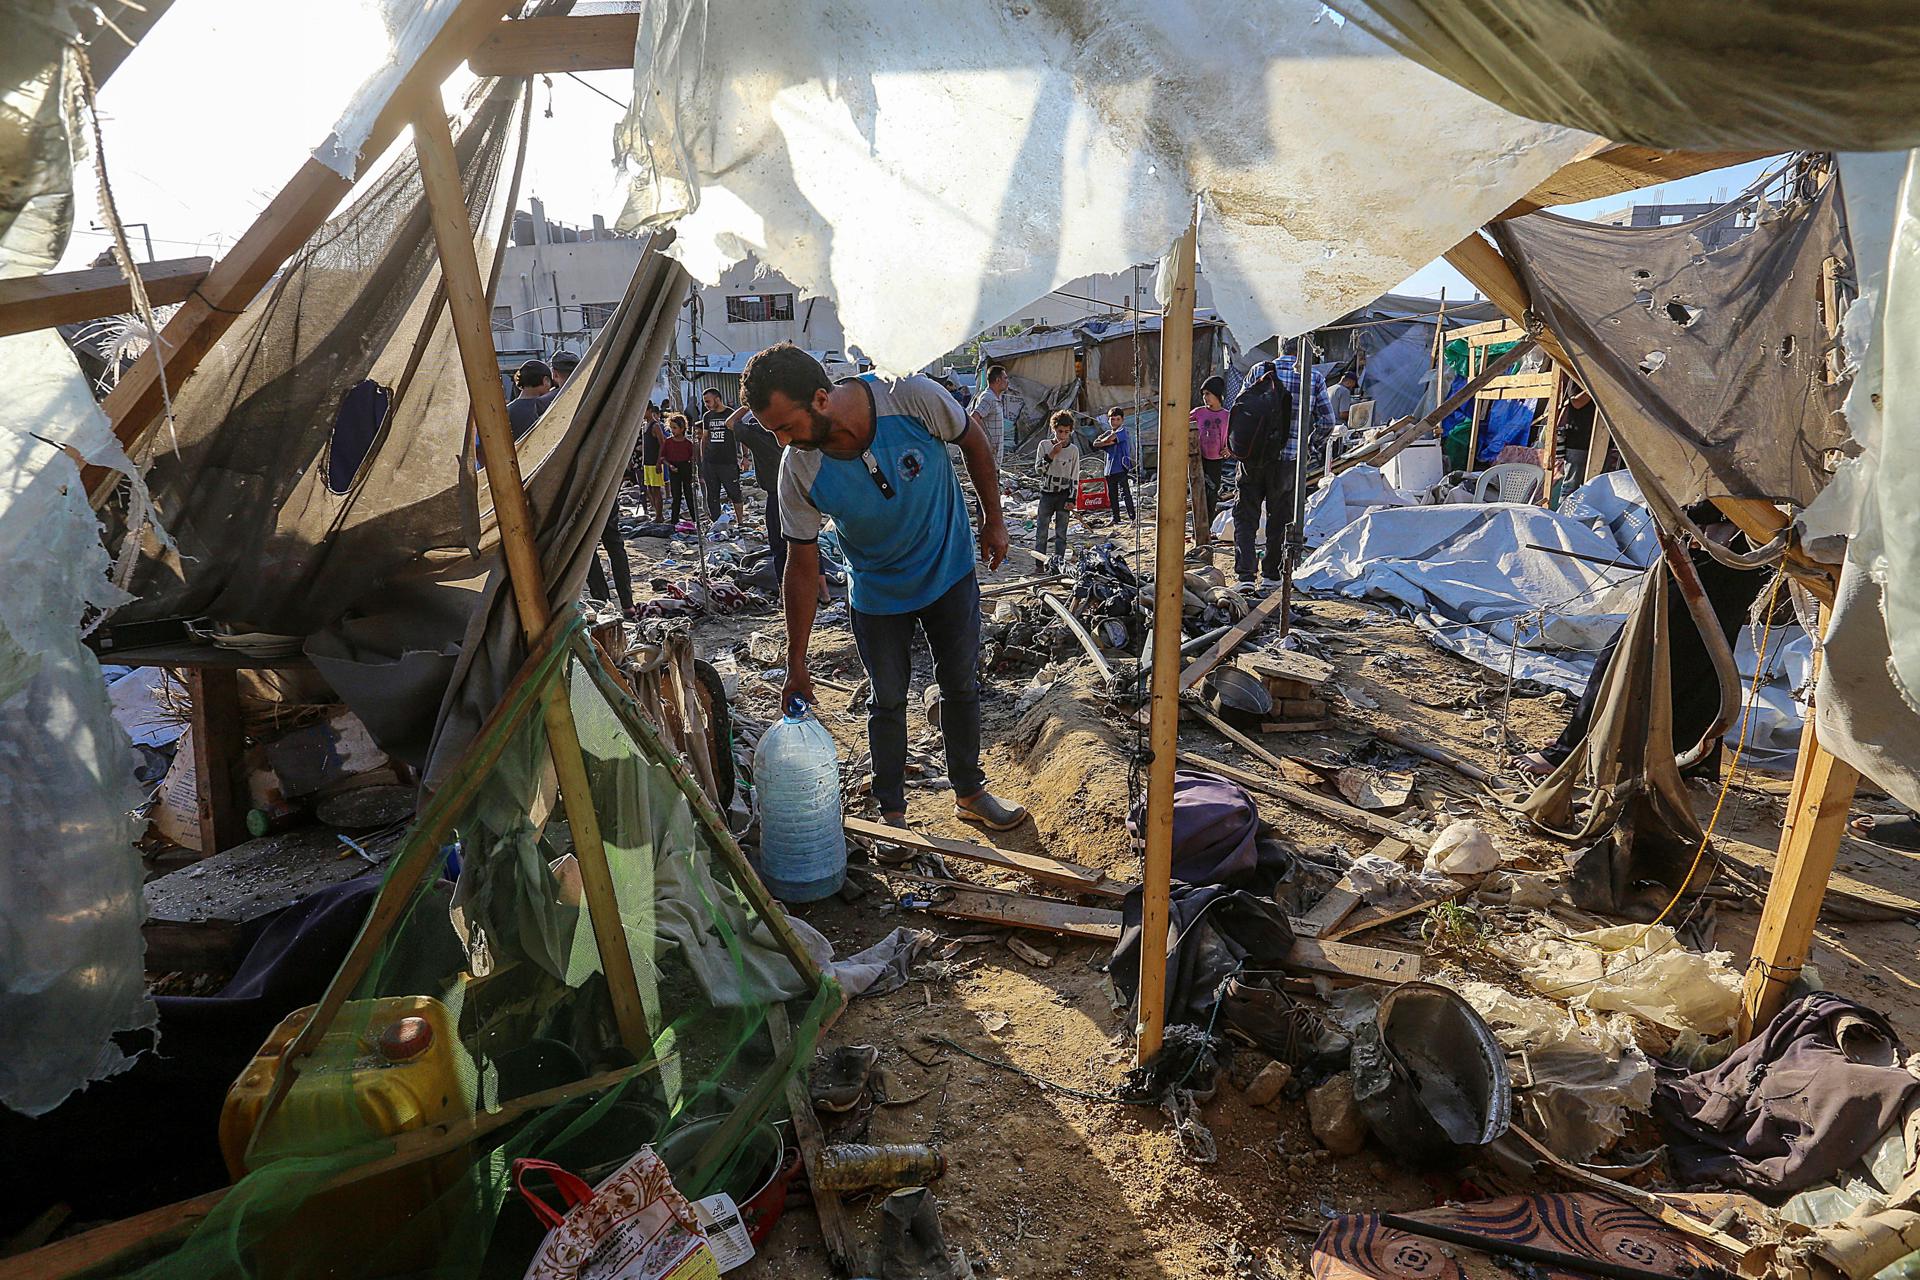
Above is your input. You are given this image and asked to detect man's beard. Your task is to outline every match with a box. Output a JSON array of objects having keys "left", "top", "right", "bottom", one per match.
[{"left": 796, "top": 404, "right": 835, "bottom": 447}]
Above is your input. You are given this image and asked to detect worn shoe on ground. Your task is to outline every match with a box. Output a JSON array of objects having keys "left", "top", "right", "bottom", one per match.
[
  {"left": 1219, "top": 973, "right": 1348, "bottom": 1067},
  {"left": 954, "top": 790, "right": 1027, "bottom": 831}
]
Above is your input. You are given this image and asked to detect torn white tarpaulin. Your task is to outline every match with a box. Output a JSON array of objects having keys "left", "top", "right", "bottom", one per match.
[
  {"left": 314, "top": 0, "right": 464, "bottom": 179},
  {"left": 615, "top": 0, "right": 1590, "bottom": 372},
  {"left": 1294, "top": 497, "right": 1648, "bottom": 692},
  {"left": 1303, "top": 465, "right": 1412, "bottom": 547},
  {"left": 0, "top": 338, "right": 152, "bottom": 1117},
  {"left": 1800, "top": 150, "right": 1920, "bottom": 817},
  {"left": 0, "top": 21, "right": 154, "bottom": 1115}
]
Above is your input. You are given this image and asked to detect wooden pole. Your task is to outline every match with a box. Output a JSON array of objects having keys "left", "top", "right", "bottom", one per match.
[
  {"left": 1540, "top": 364, "right": 1564, "bottom": 505},
  {"left": 413, "top": 96, "right": 655, "bottom": 1062},
  {"left": 1428, "top": 287, "right": 1448, "bottom": 418},
  {"left": 1736, "top": 610, "right": 1861, "bottom": 1033},
  {"left": 1137, "top": 219, "right": 1197, "bottom": 1065}
]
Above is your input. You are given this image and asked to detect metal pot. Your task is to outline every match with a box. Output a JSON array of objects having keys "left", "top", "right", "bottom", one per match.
[
  {"left": 656, "top": 1115, "right": 796, "bottom": 1246},
  {"left": 1352, "top": 982, "right": 1511, "bottom": 1168},
  {"left": 1208, "top": 665, "right": 1274, "bottom": 731}
]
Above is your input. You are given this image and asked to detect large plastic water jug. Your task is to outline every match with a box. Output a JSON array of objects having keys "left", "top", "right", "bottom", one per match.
[{"left": 753, "top": 698, "right": 847, "bottom": 901}]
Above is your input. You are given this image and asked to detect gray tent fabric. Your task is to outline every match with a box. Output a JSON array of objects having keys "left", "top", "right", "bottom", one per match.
[
  {"left": 108, "top": 74, "right": 690, "bottom": 776},
  {"left": 1816, "top": 560, "right": 1920, "bottom": 816},
  {"left": 423, "top": 238, "right": 689, "bottom": 786},
  {"left": 1519, "top": 559, "right": 1705, "bottom": 912},
  {"left": 1492, "top": 176, "right": 1855, "bottom": 510},
  {"left": 1328, "top": 2, "right": 1920, "bottom": 152}
]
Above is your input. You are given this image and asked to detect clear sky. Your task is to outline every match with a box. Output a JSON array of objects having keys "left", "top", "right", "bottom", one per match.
[{"left": 72, "top": 6, "right": 1777, "bottom": 313}]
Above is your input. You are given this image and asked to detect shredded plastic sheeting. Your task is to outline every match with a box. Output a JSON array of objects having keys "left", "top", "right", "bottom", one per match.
[
  {"left": 1295, "top": 484, "right": 1651, "bottom": 692},
  {"left": 616, "top": 0, "right": 1589, "bottom": 373},
  {"left": 1454, "top": 981, "right": 1653, "bottom": 1162},
  {"left": 314, "top": 0, "right": 462, "bottom": 178},
  {"left": 1327, "top": 1, "right": 1920, "bottom": 152},
  {"left": 0, "top": 335, "right": 152, "bottom": 1116},
  {"left": 0, "top": 25, "right": 154, "bottom": 1116},
  {"left": 1508, "top": 924, "right": 1742, "bottom": 1038}
]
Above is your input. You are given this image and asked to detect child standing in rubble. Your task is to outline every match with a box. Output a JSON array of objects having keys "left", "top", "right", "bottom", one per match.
[
  {"left": 1033, "top": 410, "right": 1081, "bottom": 569},
  {"left": 1092, "top": 406, "right": 1136, "bottom": 523},
  {"left": 661, "top": 413, "right": 698, "bottom": 531}
]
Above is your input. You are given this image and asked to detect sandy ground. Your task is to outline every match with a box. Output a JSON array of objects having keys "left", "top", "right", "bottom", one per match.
[{"left": 613, "top": 482, "right": 1920, "bottom": 1280}]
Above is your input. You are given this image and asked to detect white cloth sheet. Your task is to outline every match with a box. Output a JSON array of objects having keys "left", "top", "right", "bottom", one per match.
[{"left": 615, "top": 0, "right": 1589, "bottom": 373}]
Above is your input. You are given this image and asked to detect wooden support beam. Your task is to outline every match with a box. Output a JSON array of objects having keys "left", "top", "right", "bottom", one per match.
[
  {"left": 1495, "top": 143, "right": 1775, "bottom": 222},
  {"left": 411, "top": 96, "right": 654, "bottom": 1064},
  {"left": 1739, "top": 609, "right": 1861, "bottom": 1040},
  {"left": 769, "top": 1005, "right": 859, "bottom": 1275},
  {"left": 186, "top": 668, "right": 247, "bottom": 854},
  {"left": 844, "top": 816, "right": 1130, "bottom": 899},
  {"left": 1442, "top": 233, "right": 1571, "bottom": 366},
  {"left": 88, "top": 0, "right": 522, "bottom": 503},
  {"left": 0, "top": 257, "right": 211, "bottom": 337},
  {"left": 468, "top": 12, "right": 641, "bottom": 75},
  {"left": 1137, "top": 218, "right": 1198, "bottom": 1066},
  {"left": 1178, "top": 585, "right": 1287, "bottom": 693}
]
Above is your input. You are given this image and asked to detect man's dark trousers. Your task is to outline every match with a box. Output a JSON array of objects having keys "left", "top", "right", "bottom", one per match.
[
  {"left": 1233, "top": 461, "right": 1295, "bottom": 581},
  {"left": 849, "top": 573, "right": 985, "bottom": 815}
]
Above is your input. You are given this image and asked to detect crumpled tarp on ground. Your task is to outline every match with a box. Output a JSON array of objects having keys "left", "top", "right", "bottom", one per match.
[
  {"left": 1295, "top": 478, "right": 1653, "bottom": 692},
  {"left": 1508, "top": 924, "right": 1742, "bottom": 1038},
  {"left": 1493, "top": 175, "right": 1854, "bottom": 510},
  {"left": 1326, "top": 1, "right": 1920, "bottom": 152},
  {"left": 617, "top": 0, "right": 1588, "bottom": 372},
  {"left": 1303, "top": 465, "right": 1412, "bottom": 548}
]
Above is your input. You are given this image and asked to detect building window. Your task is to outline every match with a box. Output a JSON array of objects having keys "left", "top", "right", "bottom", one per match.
[
  {"left": 581, "top": 301, "right": 618, "bottom": 327},
  {"left": 491, "top": 305, "right": 514, "bottom": 330},
  {"left": 724, "top": 293, "right": 795, "bottom": 324}
]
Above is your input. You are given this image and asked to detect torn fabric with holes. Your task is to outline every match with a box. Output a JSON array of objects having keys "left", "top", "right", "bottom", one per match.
[
  {"left": 615, "top": 0, "right": 1589, "bottom": 373},
  {"left": 1492, "top": 174, "right": 1856, "bottom": 509}
]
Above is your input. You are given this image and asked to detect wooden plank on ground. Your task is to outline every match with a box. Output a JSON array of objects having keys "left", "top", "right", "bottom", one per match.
[
  {"left": 1284, "top": 938, "right": 1422, "bottom": 983},
  {"left": 1243, "top": 650, "right": 1333, "bottom": 688},
  {"left": 768, "top": 1005, "right": 859, "bottom": 1276},
  {"left": 1179, "top": 587, "right": 1287, "bottom": 692},
  {"left": 892, "top": 881, "right": 1122, "bottom": 942},
  {"left": 844, "top": 816, "right": 1131, "bottom": 899},
  {"left": 1292, "top": 836, "right": 1411, "bottom": 939},
  {"left": 0, "top": 257, "right": 211, "bottom": 336},
  {"left": 1179, "top": 722, "right": 1430, "bottom": 849},
  {"left": 1290, "top": 882, "right": 1362, "bottom": 939}
]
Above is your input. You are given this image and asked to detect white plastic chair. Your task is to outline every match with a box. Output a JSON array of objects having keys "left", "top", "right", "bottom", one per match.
[{"left": 1475, "top": 462, "right": 1544, "bottom": 504}]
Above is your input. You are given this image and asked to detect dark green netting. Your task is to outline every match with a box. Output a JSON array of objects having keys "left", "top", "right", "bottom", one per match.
[{"left": 129, "top": 613, "right": 836, "bottom": 1279}]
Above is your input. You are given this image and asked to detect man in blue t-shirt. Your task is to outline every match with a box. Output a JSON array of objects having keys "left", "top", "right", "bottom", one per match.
[
  {"left": 1092, "top": 405, "right": 1136, "bottom": 521},
  {"left": 743, "top": 342, "right": 1027, "bottom": 834}
]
